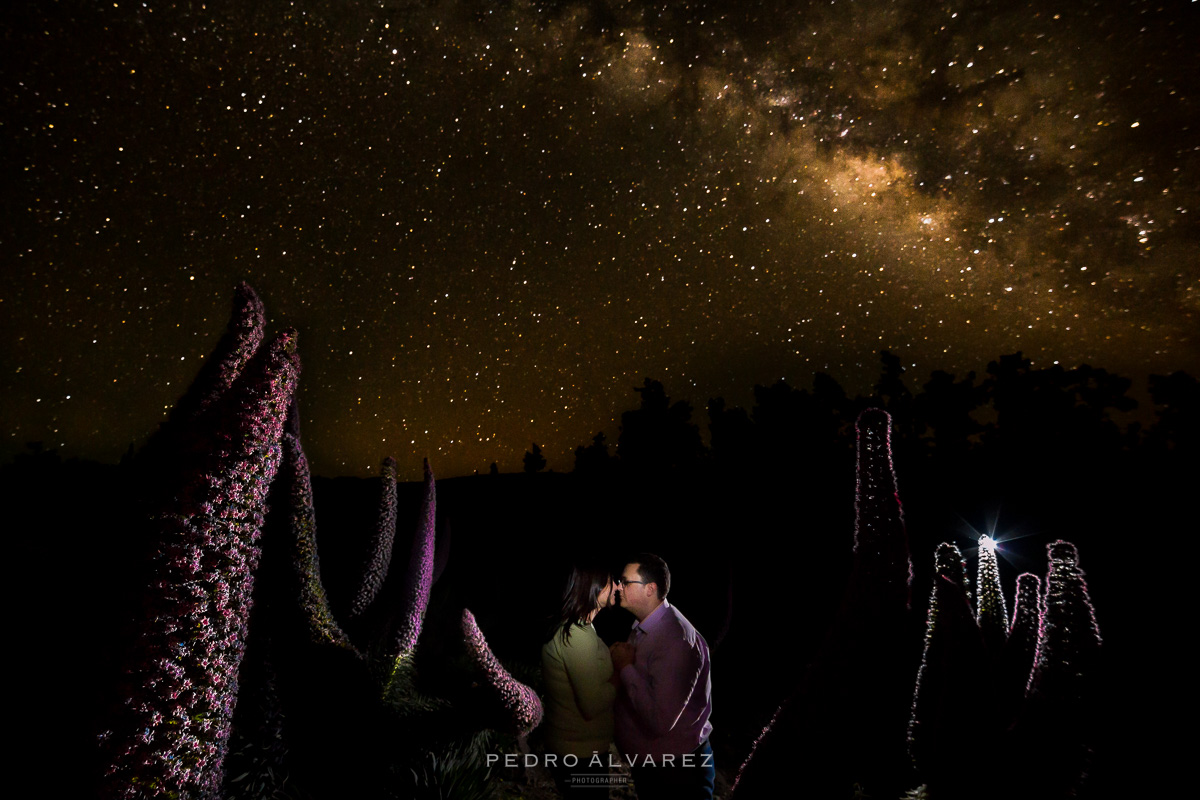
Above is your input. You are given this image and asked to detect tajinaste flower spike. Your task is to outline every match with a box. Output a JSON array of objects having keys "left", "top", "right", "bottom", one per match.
[
  {"left": 282, "top": 430, "right": 357, "bottom": 653},
  {"left": 349, "top": 456, "right": 399, "bottom": 619},
  {"left": 461, "top": 609, "right": 543, "bottom": 736},
  {"left": 852, "top": 408, "right": 913, "bottom": 610},
  {"left": 999, "top": 573, "right": 1041, "bottom": 720},
  {"left": 159, "top": 283, "right": 266, "bottom": 438},
  {"left": 1027, "top": 540, "right": 1102, "bottom": 699},
  {"left": 137, "top": 283, "right": 266, "bottom": 491},
  {"left": 908, "top": 543, "right": 986, "bottom": 790},
  {"left": 103, "top": 328, "right": 300, "bottom": 800},
  {"left": 975, "top": 535, "right": 1009, "bottom": 653},
  {"left": 1015, "top": 541, "right": 1103, "bottom": 797},
  {"left": 387, "top": 459, "right": 436, "bottom": 660}
]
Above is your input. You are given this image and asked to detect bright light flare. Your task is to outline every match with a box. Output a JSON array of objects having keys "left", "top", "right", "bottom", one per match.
[{"left": 979, "top": 534, "right": 997, "bottom": 552}]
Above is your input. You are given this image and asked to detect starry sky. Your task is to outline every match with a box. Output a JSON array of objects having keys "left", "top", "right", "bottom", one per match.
[{"left": 3, "top": 0, "right": 1197, "bottom": 478}]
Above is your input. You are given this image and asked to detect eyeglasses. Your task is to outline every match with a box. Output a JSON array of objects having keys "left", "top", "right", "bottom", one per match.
[{"left": 614, "top": 577, "right": 648, "bottom": 587}]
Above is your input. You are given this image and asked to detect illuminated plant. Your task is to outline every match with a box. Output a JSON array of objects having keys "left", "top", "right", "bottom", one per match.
[
  {"left": 281, "top": 426, "right": 358, "bottom": 653},
  {"left": 1000, "top": 573, "right": 1040, "bottom": 715},
  {"left": 173, "top": 282, "right": 266, "bottom": 423},
  {"left": 1028, "top": 540, "right": 1102, "bottom": 698},
  {"left": 734, "top": 409, "right": 913, "bottom": 798},
  {"left": 350, "top": 456, "right": 399, "bottom": 619},
  {"left": 461, "top": 610, "right": 543, "bottom": 736},
  {"left": 384, "top": 460, "right": 437, "bottom": 700},
  {"left": 852, "top": 408, "right": 913, "bottom": 611},
  {"left": 908, "top": 543, "right": 986, "bottom": 793},
  {"left": 102, "top": 329, "right": 300, "bottom": 800},
  {"left": 976, "top": 535, "right": 1009, "bottom": 653},
  {"left": 1016, "top": 541, "right": 1103, "bottom": 797}
]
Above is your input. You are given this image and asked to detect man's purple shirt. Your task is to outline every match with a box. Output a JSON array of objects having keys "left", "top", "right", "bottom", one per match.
[{"left": 614, "top": 599, "right": 713, "bottom": 759}]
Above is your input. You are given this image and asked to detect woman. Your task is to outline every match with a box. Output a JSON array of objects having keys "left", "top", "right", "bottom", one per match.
[{"left": 540, "top": 563, "right": 616, "bottom": 795}]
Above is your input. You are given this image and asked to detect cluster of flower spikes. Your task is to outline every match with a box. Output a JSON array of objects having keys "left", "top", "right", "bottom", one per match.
[
  {"left": 349, "top": 456, "right": 399, "bottom": 619},
  {"left": 103, "top": 312, "right": 300, "bottom": 799},
  {"left": 461, "top": 610, "right": 544, "bottom": 736}
]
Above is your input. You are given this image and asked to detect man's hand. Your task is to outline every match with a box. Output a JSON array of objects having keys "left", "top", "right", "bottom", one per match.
[{"left": 610, "top": 641, "right": 635, "bottom": 673}]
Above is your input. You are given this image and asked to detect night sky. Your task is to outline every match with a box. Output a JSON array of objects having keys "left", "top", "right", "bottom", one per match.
[{"left": 4, "top": 0, "right": 1196, "bottom": 478}]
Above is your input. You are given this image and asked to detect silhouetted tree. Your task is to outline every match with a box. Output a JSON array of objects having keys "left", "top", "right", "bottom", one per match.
[
  {"left": 617, "top": 378, "right": 704, "bottom": 471},
  {"left": 707, "top": 397, "right": 755, "bottom": 466},
  {"left": 913, "top": 369, "right": 982, "bottom": 467},
  {"left": 1147, "top": 370, "right": 1200, "bottom": 454},
  {"left": 523, "top": 443, "right": 547, "bottom": 473},
  {"left": 573, "top": 431, "right": 613, "bottom": 475}
]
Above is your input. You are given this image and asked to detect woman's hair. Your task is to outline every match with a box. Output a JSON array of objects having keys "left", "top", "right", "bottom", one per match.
[{"left": 549, "top": 562, "right": 612, "bottom": 645}]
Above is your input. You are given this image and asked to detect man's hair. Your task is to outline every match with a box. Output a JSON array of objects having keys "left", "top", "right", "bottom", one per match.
[{"left": 631, "top": 552, "right": 670, "bottom": 600}]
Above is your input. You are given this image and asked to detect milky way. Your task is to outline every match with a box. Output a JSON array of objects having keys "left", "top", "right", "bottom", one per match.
[{"left": 3, "top": 0, "right": 1196, "bottom": 477}]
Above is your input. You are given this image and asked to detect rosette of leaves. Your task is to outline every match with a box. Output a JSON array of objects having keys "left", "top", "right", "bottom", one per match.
[
  {"left": 976, "top": 537, "right": 1009, "bottom": 654},
  {"left": 349, "top": 456, "right": 399, "bottom": 620},
  {"left": 908, "top": 543, "right": 988, "bottom": 795},
  {"left": 461, "top": 610, "right": 543, "bottom": 736},
  {"left": 102, "top": 328, "right": 300, "bottom": 800}
]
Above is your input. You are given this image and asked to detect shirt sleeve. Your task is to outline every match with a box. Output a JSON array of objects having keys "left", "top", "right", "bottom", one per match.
[
  {"left": 561, "top": 628, "right": 617, "bottom": 722},
  {"left": 619, "top": 631, "right": 703, "bottom": 737}
]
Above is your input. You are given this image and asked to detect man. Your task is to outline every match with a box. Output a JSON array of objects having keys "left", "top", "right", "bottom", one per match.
[{"left": 611, "top": 553, "right": 714, "bottom": 799}]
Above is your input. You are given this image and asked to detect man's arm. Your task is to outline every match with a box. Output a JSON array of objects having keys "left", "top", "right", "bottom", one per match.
[{"left": 619, "top": 634, "right": 703, "bottom": 737}]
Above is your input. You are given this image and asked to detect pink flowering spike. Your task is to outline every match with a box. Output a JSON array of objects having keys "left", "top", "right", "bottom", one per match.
[
  {"left": 1013, "top": 541, "right": 1103, "bottom": 795},
  {"left": 461, "top": 609, "right": 543, "bottom": 736},
  {"left": 907, "top": 544, "right": 987, "bottom": 792},
  {"left": 103, "top": 328, "right": 300, "bottom": 800},
  {"left": 349, "top": 456, "right": 399, "bottom": 619},
  {"left": 172, "top": 283, "right": 267, "bottom": 429},
  {"left": 852, "top": 408, "right": 913, "bottom": 611},
  {"left": 282, "top": 431, "right": 358, "bottom": 654},
  {"left": 1027, "top": 541, "right": 1102, "bottom": 698},
  {"left": 976, "top": 536, "right": 1009, "bottom": 654},
  {"left": 138, "top": 284, "right": 266, "bottom": 486},
  {"left": 388, "top": 459, "right": 436, "bottom": 658},
  {"left": 999, "top": 573, "right": 1041, "bottom": 723},
  {"left": 736, "top": 410, "right": 915, "bottom": 799}
]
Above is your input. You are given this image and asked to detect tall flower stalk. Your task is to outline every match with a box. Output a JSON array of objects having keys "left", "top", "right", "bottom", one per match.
[
  {"left": 908, "top": 544, "right": 987, "bottom": 794},
  {"left": 102, "top": 329, "right": 300, "bottom": 800},
  {"left": 1016, "top": 540, "right": 1103, "bottom": 797},
  {"left": 461, "top": 610, "right": 543, "bottom": 736},
  {"left": 852, "top": 408, "right": 913, "bottom": 611},
  {"left": 282, "top": 428, "right": 357, "bottom": 653},
  {"left": 349, "top": 456, "right": 399, "bottom": 619},
  {"left": 1028, "top": 540, "right": 1102, "bottom": 698},
  {"left": 1000, "top": 573, "right": 1041, "bottom": 717},
  {"left": 976, "top": 536, "right": 1009, "bottom": 654},
  {"left": 383, "top": 460, "right": 437, "bottom": 700}
]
